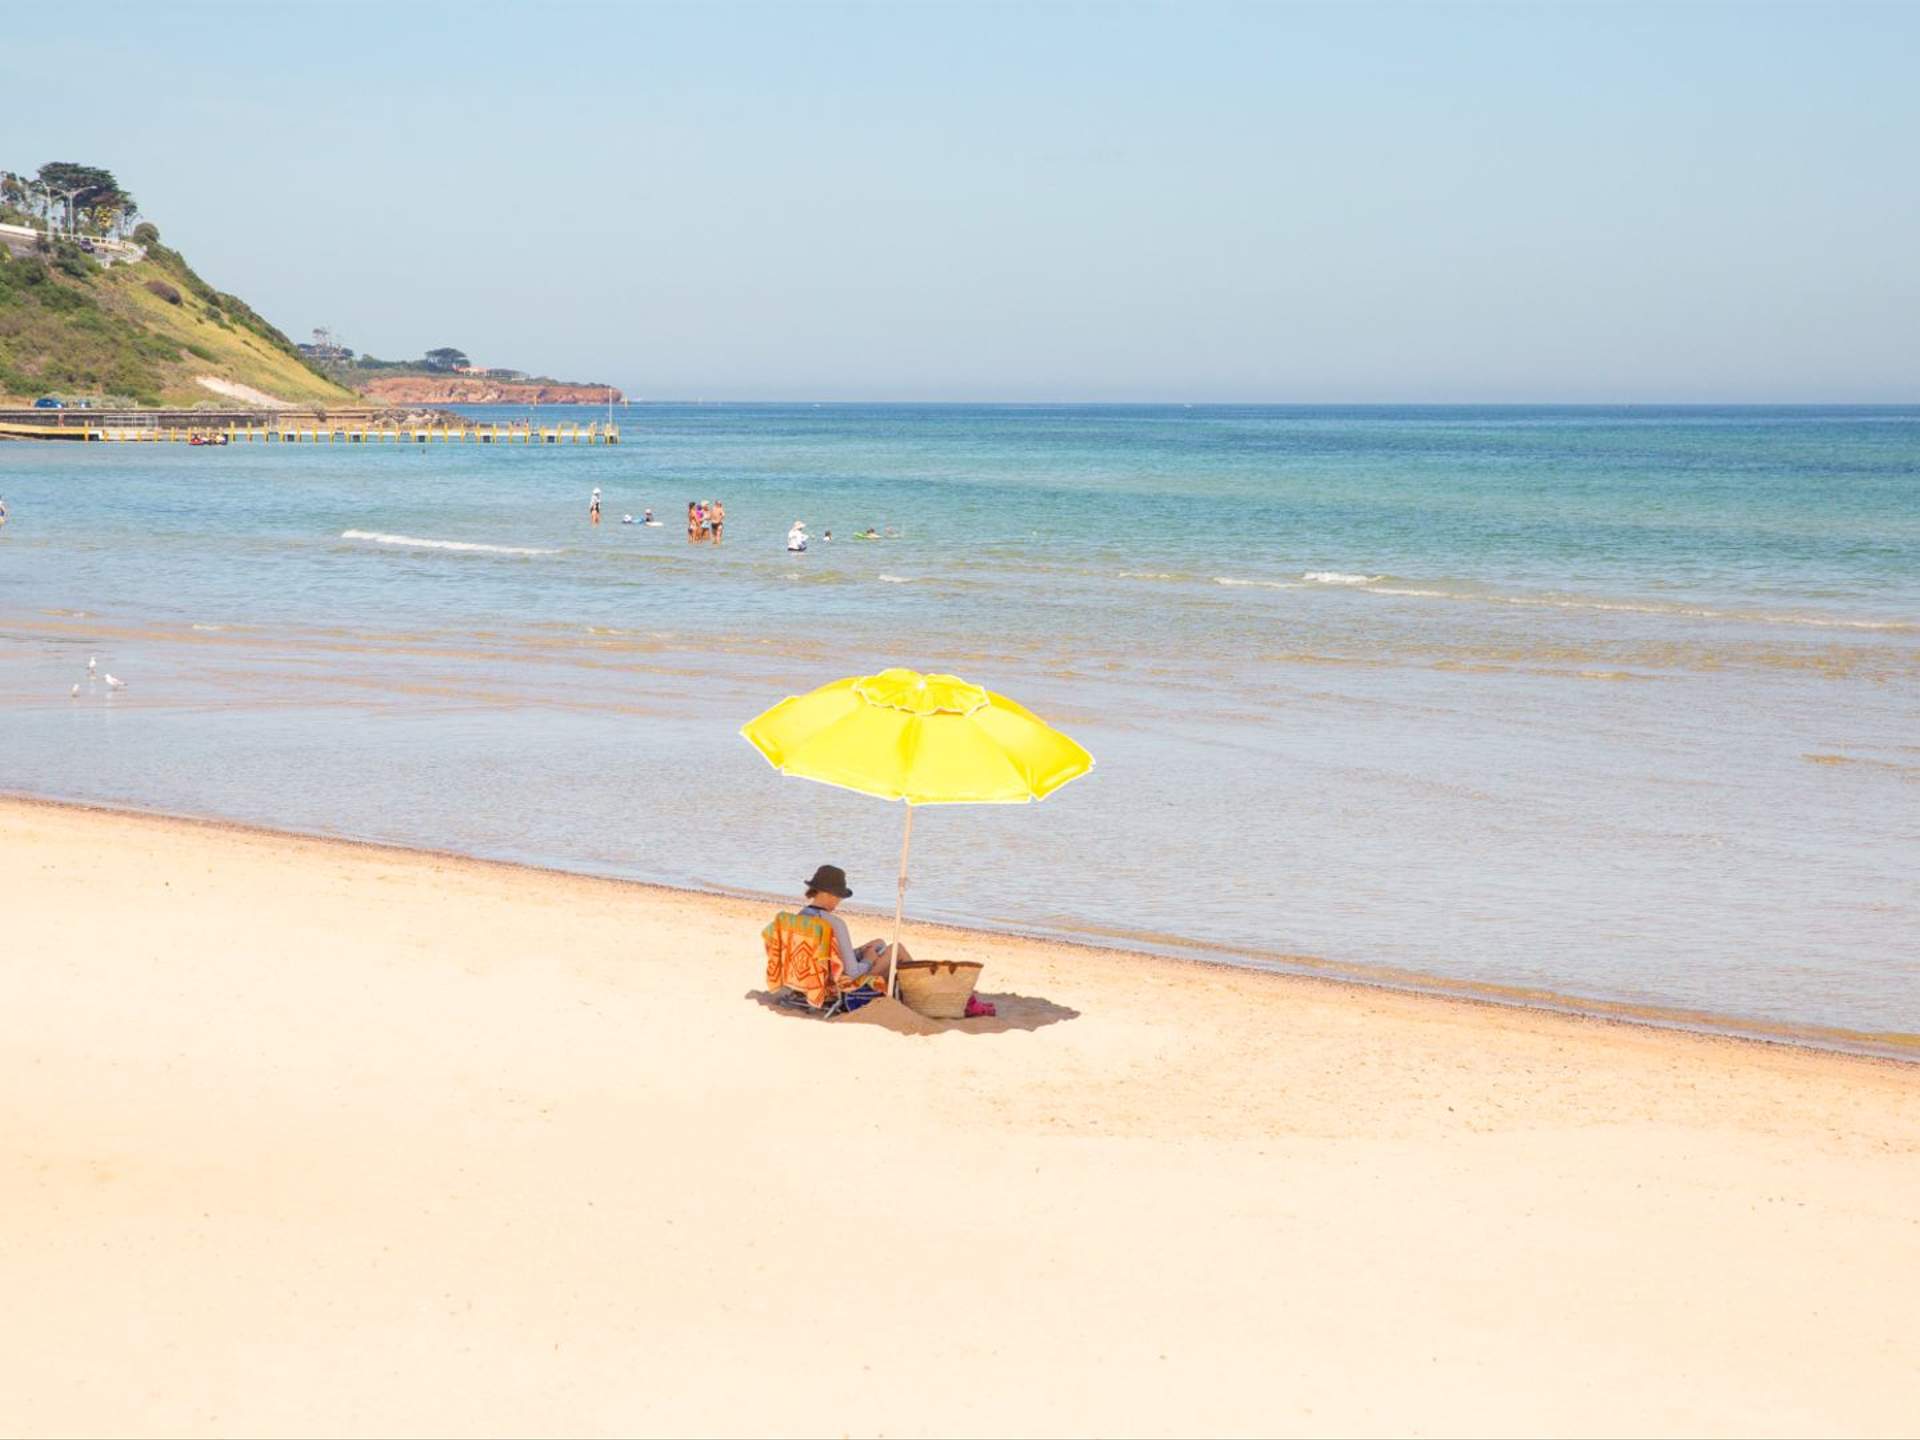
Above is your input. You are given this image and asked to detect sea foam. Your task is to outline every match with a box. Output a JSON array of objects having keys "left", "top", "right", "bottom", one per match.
[
  {"left": 1216, "top": 571, "right": 1383, "bottom": 588},
  {"left": 1214, "top": 566, "right": 1913, "bottom": 632},
  {"left": 341, "top": 530, "right": 556, "bottom": 557}
]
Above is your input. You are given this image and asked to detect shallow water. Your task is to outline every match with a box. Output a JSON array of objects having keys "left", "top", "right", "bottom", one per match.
[{"left": 2, "top": 404, "right": 1915, "bottom": 1050}]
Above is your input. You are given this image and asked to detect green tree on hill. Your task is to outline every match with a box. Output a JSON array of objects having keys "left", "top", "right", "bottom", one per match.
[
  {"left": 0, "top": 163, "right": 354, "bottom": 407},
  {"left": 31, "top": 163, "right": 138, "bottom": 237},
  {"left": 423, "top": 346, "right": 469, "bottom": 372},
  {"left": 0, "top": 171, "right": 41, "bottom": 227}
]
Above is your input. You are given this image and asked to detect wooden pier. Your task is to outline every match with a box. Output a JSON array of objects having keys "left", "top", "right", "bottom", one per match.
[{"left": 0, "top": 412, "right": 618, "bottom": 445}]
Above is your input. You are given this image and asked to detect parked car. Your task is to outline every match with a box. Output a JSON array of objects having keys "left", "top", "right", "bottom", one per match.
[{"left": 32, "top": 396, "right": 63, "bottom": 409}]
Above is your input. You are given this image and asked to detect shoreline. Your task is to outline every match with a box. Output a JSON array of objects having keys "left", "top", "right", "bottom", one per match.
[
  {"left": 6, "top": 786, "right": 1913, "bottom": 1066},
  {"left": 4, "top": 791, "right": 1917, "bottom": 1436}
]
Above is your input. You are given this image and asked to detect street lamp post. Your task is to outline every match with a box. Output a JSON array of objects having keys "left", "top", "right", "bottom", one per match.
[{"left": 53, "top": 188, "right": 86, "bottom": 240}]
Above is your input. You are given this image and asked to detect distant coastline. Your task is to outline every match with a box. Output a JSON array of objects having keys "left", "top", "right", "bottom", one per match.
[{"left": 355, "top": 374, "right": 622, "bottom": 407}]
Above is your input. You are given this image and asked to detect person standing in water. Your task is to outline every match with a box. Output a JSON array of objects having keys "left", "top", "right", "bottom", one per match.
[
  {"left": 708, "top": 498, "right": 725, "bottom": 544},
  {"left": 589, "top": 488, "right": 602, "bottom": 526},
  {"left": 687, "top": 501, "right": 702, "bottom": 543}
]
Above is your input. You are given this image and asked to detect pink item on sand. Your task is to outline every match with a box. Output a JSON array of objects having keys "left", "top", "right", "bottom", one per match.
[{"left": 965, "top": 995, "right": 997, "bottom": 1018}]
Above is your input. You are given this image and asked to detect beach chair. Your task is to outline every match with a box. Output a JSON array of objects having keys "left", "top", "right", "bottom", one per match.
[{"left": 762, "top": 910, "right": 886, "bottom": 1018}]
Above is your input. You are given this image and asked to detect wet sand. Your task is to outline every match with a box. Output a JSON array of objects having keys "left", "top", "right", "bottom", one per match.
[{"left": 3, "top": 795, "right": 1916, "bottom": 1437}]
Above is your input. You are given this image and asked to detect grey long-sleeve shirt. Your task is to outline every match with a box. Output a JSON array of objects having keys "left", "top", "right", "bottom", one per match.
[{"left": 799, "top": 904, "right": 867, "bottom": 975}]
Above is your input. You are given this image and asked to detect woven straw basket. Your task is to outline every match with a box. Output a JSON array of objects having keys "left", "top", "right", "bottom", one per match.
[{"left": 895, "top": 960, "right": 984, "bottom": 1020}]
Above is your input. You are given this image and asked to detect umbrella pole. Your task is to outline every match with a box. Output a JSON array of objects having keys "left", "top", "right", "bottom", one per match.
[{"left": 888, "top": 805, "right": 913, "bottom": 997}]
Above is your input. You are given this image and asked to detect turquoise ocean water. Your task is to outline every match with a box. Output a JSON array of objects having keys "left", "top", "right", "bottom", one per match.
[{"left": 2, "top": 405, "right": 1915, "bottom": 1050}]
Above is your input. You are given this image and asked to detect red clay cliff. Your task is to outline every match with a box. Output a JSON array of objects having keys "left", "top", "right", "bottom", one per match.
[{"left": 357, "top": 376, "right": 624, "bottom": 406}]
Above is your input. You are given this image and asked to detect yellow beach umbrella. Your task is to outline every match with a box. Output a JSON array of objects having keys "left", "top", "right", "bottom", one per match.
[{"left": 741, "top": 667, "right": 1094, "bottom": 993}]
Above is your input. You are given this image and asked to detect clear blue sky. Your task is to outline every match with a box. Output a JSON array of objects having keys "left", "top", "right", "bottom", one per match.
[{"left": 5, "top": 1, "right": 1915, "bottom": 401}]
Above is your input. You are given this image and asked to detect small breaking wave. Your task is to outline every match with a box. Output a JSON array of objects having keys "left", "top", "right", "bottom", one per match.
[
  {"left": 1206, "top": 567, "right": 1914, "bottom": 633},
  {"left": 1392, "top": 588, "right": 1919, "bottom": 632},
  {"left": 1216, "top": 571, "right": 1382, "bottom": 589},
  {"left": 341, "top": 530, "right": 556, "bottom": 557},
  {"left": 877, "top": 574, "right": 913, "bottom": 584}
]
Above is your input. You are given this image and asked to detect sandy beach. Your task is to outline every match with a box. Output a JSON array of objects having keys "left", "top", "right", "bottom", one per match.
[{"left": 3, "top": 794, "right": 1916, "bottom": 1437}]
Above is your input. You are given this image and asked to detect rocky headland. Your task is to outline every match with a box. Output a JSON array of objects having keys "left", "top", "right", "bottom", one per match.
[{"left": 356, "top": 375, "right": 623, "bottom": 406}]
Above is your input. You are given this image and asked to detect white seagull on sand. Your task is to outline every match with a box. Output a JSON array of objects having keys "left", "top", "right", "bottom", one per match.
[
  {"left": 105, "top": 673, "right": 126, "bottom": 690},
  {"left": 88, "top": 656, "right": 98, "bottom": 676},
  {"left": 71, "top": 683, "right": 80, "bottom": 698}
]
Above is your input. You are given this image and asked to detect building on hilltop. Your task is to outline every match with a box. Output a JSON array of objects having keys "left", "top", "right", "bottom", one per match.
[{"left": 297, "top": 327, "right": 354, "bottom": 365}]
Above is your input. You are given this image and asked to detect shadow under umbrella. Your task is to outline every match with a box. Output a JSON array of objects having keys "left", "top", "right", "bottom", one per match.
[{"left": 746, "top": 990, "right": 1079, "bottom": 1035}]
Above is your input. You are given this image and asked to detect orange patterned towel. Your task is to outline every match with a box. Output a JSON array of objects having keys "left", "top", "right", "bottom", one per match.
[{"left": 762, "top": 910, "right": 886, "bottom": 1009}]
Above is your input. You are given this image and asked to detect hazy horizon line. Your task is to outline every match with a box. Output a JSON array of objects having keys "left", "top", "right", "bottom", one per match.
[{"left": 578, "top": 397, "right": 1920, "bottom": 408}]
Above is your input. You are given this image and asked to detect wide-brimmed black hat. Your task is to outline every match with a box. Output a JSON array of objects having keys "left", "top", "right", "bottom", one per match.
[{"left": 804, "top": 864, "right": 852, "bottom": 898}]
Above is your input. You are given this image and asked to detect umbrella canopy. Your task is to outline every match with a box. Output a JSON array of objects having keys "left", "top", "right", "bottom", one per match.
[
  {"left": 742, "top": 668, "right": 1092, "bottom": 805},
  {"left": 741, "top": 667, "right": 1093, "bottom": 994}
]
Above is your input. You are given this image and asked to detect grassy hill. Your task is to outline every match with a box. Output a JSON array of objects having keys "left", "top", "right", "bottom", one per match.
[{"left": 0, "top": 234, "right": 355, "bottom": 408}]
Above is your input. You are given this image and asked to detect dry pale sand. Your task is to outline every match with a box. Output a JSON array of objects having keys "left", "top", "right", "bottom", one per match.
[
  {"left": 2, "top": 796, "right": 1916, "bottom": 1438},
  {"left": 191, "top": 375, "right": 297, "bottom": 409}
]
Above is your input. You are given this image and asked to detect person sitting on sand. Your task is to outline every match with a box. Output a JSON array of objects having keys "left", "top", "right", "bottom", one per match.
[{"left": 798, "top": 864, "right": 910, "bottom": 983}]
